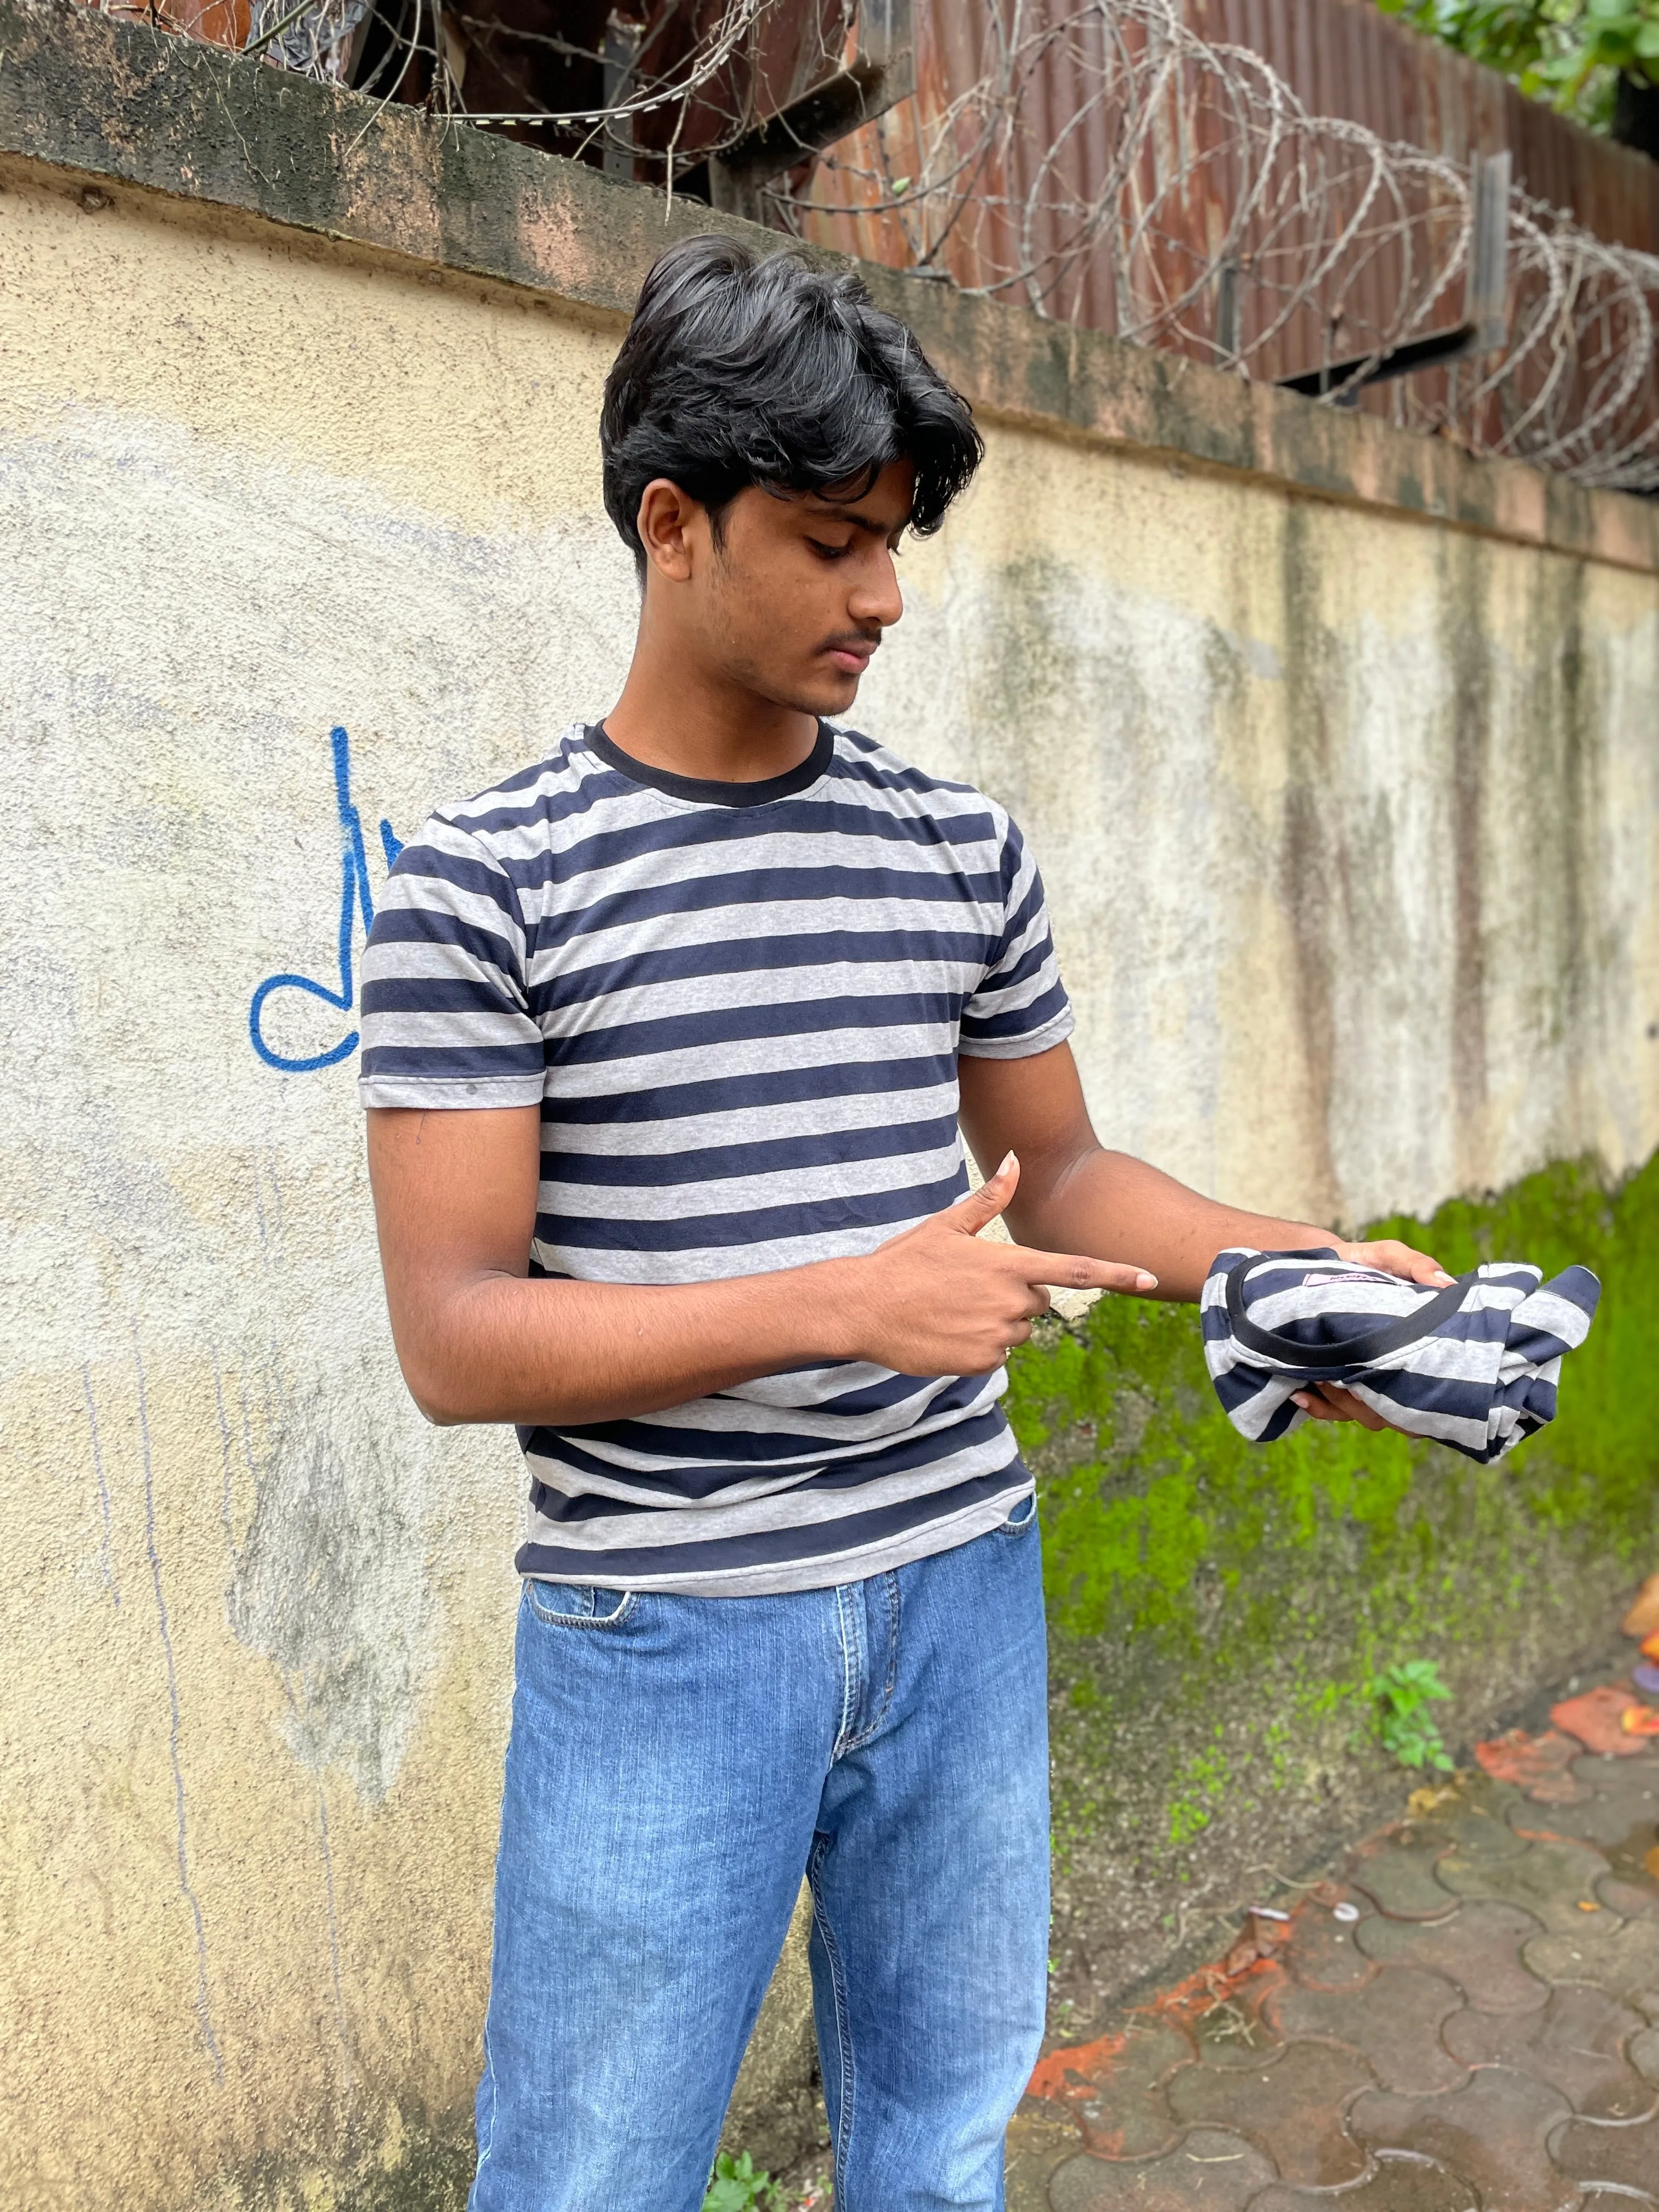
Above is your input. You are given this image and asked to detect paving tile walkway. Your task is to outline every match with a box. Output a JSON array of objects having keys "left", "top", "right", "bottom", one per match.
[{"left": 1007, "top": 1664, "right": 1659, "bottom": 2210}]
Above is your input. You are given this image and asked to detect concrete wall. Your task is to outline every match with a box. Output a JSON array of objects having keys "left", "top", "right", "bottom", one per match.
[
  {"left": 0, "top": 171, "right": 626, "bottom": 2212},
  {"left": 2, "top": 3, "right": 1658, "bottom": 2203}
]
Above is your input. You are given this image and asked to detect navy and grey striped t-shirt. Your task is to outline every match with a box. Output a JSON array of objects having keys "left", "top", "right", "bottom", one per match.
[{"left": 359, "top": 718, "right": 1073, "bottom": 1595}]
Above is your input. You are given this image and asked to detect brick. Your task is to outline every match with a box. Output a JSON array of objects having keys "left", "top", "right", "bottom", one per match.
[
  {"left": 1278, "top": 1900, "right": 1378, "bottom": 1994},
  {"left": 1166, "top": 2041, "right": 1373, "bottom": 2187},
  {"left": 1350, "top": 1835, "right": 1465, "bottom": 1922},
  {"left": 1477, "top": 1729, "right": 1592, "bottom": 1806},
  {"left": 1189, "top": 1998, "right": 1284, "bottom": 2072},
  {"left": 1249, "top": 2152, "right": 1477, "bottom": 2211},
  {"left": 1357, "top": 1900, "right": 1550, "bottom": 2013},
  {"left": 1551, "top": 1687, "right": 1655, "bottom": 1758},
  {"left": 1046, "top": 2129, "right": 1277, "bottom": 2211},
  {"left": 1027, "top": 2021, "right": 1194, "bottom": 2162},
  {"left": 1523, "top": 1912, "right": 1659, "bottom": 2007},
  {"left": 1596, "top": 1872, "right": 1659, "bottom": 1917},
  {"left": 1518, "top": 1753, "right": 1659, "bottom": 1848},
  {"left": 1441, "top": 1985, "right": 1654, "bottom": 2118},
  {"left": 1265, "top": 1967, "right": 1468, "bottom": 2095},
  {"left": 1348, "top": 2068, "right": 1576, "bottom": 2211},
  {"left": 1434, "top": 1835, "right": 1625, "bottom": 1935},
  {"left": 1551, "top": 2106, "right": 1659, "bottom": 2192},
  {"left": 1007, "top": 2105, "right": 1088, "bottom": 2212}
]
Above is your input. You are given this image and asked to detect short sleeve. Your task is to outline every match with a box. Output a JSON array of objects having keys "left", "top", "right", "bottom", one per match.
[
  {"left": 358, "top": 815, "right": 546, "bottom": 1108},
  {"left": 958, "top": 811, "right": 1075, "bottom": 1060}
]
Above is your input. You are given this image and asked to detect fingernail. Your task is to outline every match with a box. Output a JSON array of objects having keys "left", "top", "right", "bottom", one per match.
[
  {"left": 1000, "top": 1152, "right": 1015, "bottom": 1174},
  {"left": 1292, "top": 1392, "right": 1311, "bottom": 1409},
  {"left": 1434, "top": 1271, "right": 1454, "bottom": 1286},
  {"left": 1136, "top": 1272, "right": 1158, "bottom": 1290}
]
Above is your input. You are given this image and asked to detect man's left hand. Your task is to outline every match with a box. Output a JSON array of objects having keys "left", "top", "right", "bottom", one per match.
[{"left": 1291, "top": 1237, "right": 1454, "bottom": 1431}]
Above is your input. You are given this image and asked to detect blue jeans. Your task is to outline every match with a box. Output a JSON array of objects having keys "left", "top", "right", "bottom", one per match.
[{"left": 468, "top": 1496, "right": 1050, "bottom": 2212}]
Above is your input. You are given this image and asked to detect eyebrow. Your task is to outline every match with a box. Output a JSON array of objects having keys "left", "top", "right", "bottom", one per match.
[{"left": 799, "top": 500, "right": 910, "bottom": 537}]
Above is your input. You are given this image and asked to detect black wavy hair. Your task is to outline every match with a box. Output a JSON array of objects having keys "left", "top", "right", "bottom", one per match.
[{"left": 601, "top": 234, "right": 984, "bottom": 573}]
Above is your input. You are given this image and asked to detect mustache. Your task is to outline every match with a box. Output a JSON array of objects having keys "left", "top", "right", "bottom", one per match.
[{"left": 820, "top": 630, "right": 883, "bottom": 657}]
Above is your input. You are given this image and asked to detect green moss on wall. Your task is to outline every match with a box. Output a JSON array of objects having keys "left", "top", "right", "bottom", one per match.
[{"left": 1008, "top": 1152, "right": 1659, "bottom": 2004}]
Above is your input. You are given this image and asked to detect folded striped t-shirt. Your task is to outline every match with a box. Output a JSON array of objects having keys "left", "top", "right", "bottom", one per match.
[
  {"left": 358, "top": 718, "right": 1073, "bottom": 1594},
  {"left": 1201, "top": 1247, "right": 1600, "bottom": 1463}
]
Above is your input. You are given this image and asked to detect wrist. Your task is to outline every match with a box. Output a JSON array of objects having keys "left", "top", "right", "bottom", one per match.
[
  {"left": 805, "top": 1254, "right": 871, "bottom": 1365},
  {"left": 1286, "top": 1225, "right": 1345, "bottom": 1254}
]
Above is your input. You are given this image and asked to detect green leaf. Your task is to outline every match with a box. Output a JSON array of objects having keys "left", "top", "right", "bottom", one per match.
[
  {"left": 703, "top": 2151, "right": 775, "bottom": 2212},
  {"left": 1385, "top": 0, "right": 1644, "bottom": 130},
  {"left": 1370, "top": 1656, "right": 1454, "bottom": 1774}
]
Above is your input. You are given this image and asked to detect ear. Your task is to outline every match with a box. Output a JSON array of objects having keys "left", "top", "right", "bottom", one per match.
[{"left": 635, "top": 479, "right": 702, "bottom": 584}]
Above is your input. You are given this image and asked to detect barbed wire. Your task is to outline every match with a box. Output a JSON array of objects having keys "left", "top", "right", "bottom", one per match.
[
  {"left": 92, "top": 0, "right": 808, "bottom": 161},
  {"left": 95, "top": 0, "right": 1657, "bottom": 488},
  {"left": 297, "top": 0, "right": 843, "bottom": 180},
  {"left": 770, "top": 0, "right": 1659, "bottom": 492}
]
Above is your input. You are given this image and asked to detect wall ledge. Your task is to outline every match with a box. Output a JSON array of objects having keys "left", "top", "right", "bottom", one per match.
[{"left": 2, "top": 0, "right": 1656, "bottom": 575}]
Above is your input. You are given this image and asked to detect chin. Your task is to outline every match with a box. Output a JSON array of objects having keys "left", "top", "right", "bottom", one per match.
[
  {"left": 764, "top": 681, "right": 856, "bottom": 720},
  {"left": 807, "top": 669, "right": 864, "bottom": 715},
  {"left": 747, "top": 659, "right": 863, "bottom": 718}
]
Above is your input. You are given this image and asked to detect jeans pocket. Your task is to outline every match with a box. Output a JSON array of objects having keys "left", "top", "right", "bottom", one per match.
[
  {"left": 523, "top": 1578, "right": 637, "bottom": 1629},
  {"left": 996, "top": 1491, "right": 1039, "bottom": 1537}
]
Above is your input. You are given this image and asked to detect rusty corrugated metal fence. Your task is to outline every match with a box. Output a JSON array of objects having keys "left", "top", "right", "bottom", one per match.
[
  {"left": 777, "top": 0, "right": 1659, "bottom": 490},
  {"left": 1193, "top": 0, "right": 1658, "bottom": 256},
  {"left": 69, "top": 0, "right": 1659, "bottom": 487}
]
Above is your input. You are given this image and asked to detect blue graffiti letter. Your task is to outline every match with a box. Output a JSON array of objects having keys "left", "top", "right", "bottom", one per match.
[{"left": 250, "top": 726, "right": 383, "bottom": 1073}]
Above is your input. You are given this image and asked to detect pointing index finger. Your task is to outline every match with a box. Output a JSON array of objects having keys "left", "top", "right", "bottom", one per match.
[{"left": 1012, "top": 1245, "right": 1158, "bottom": 1295}]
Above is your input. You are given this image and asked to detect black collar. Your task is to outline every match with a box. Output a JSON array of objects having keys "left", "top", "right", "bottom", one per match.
[{"left": 585, "top": 720, "right": 833, "bottom": 809}]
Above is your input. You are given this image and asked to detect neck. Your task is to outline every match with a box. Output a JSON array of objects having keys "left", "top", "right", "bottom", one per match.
[{"left": 603, "top": 617, "right": 818, "bottom": 785}]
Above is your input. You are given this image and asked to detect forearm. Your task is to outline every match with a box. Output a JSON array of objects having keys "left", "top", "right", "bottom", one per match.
[
  {"left": 369, "top": 1100, "right": 1152, "bottom": 1431},
  {"left": 1006, "top": 1147, "right": 1330, "bottom": 1304},
  {"left": 396, "top": 1262, "right": 862, "bottom": 1427}
]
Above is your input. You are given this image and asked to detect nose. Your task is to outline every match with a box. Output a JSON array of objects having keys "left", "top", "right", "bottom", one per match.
[{"left": 848, "top": 544, "right": 904, "bottom": 631}]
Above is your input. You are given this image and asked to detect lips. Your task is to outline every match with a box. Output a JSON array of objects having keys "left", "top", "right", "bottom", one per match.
[{"left": 825, "top": 639, "right": 878, "bottom": 674}]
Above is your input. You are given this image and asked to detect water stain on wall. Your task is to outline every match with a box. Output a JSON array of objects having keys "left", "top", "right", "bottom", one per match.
[{"left": 228, "top": 1369, "right": 431, "bottom": 1805}]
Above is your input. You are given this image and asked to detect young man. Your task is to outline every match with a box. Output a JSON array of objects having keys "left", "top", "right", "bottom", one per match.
[{"left": 360, "top": 235, "right": 1447, "bottom": 2212}]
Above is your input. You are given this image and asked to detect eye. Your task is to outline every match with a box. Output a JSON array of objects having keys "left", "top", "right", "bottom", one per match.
[{"left": 806, "top": 538, "right": 852, "bottom": 561}]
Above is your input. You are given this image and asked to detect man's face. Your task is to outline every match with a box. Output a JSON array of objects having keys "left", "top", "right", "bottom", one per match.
[{"left": 681, "top": 459, "right": 916, "bottom": 717}]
